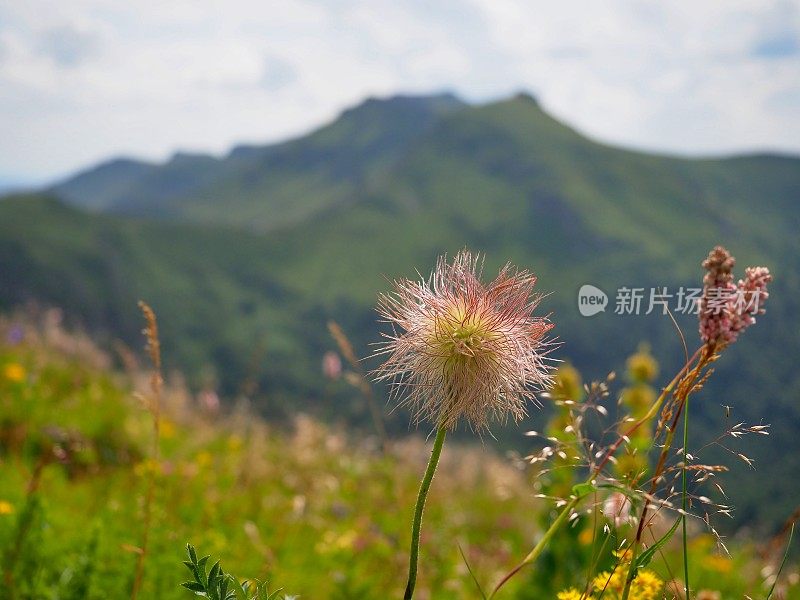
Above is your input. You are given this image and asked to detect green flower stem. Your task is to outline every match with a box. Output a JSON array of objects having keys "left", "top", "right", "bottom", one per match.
[
  {"left": 621, "top": 416, "right": 682, "bottom": 600},
  {"left": 404, "top": 425, "right": 447, "bottom": 600},
  {"left": 682, "top": 395, "right": 690, "bottom": 598},
  {"left": 521, "top": 495, "right": 580, "bottom": 565},
  {"left": 490, "top": 494, "right": 581, "bottom": 598}
]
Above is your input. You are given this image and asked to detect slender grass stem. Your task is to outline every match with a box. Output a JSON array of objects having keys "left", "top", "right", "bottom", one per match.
[
  {"left": 492, "top": 347, "right": 707, "bottom": 598},
  {"left": 132, "top": 302, "right": 163, "bottom": 600},
  {"left": 489, "top": 494, "right": 581, "bottom": 598},
  {"left": 621, "top": 347, "right": 710, "bottom": 600},
  {"left": 682, "top": 395, "right": 690, "bottom": 599},
  {"left": 404, "top": 426, "right": 447, "bottom": 600},
  {"left": 767, "top": 523, "right": 794, "bottom": 599},
  {"left": 593, "top": 346, "right": 701, "bottom": 476}
]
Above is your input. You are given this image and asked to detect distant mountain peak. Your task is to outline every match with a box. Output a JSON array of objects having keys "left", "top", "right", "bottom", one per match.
[
  {"left": 49, "top": 157, "right": 156, "bottom": 211},
  {"left": 510, "top": 91, "right": 540, "bottom": 106},
  {"left": 357, "top": 91, "right": 464, "bottom": 106},
  {"left": 340, "top": 91, "right": 467, "bottom": 121},
  {"left": 169, "top": 151, "right": 217, "bottom": 164}
]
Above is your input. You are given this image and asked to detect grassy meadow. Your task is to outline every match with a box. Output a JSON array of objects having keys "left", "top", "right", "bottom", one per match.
[{"left": 0, "top": 310, "right": 796, "bottom": 599}]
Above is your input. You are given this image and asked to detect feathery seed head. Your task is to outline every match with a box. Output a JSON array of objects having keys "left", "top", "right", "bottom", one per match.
[{"left": 374, "top": 250, "right": 554, "bottom": 431}]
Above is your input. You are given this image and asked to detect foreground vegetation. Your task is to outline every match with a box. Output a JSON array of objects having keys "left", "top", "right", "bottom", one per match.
[{"left": 0, "top": 304, "right": 796, "bottom": 598}]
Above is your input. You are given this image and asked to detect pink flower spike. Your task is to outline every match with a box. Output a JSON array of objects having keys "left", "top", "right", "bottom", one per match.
[{"left": 698, "top": 246, "right": 772, "bottom": 347}]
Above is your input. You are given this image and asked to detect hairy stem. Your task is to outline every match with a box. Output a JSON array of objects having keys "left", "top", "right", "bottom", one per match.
[{"left": 404, "top": 426, "right": 447, "bottom": 600}]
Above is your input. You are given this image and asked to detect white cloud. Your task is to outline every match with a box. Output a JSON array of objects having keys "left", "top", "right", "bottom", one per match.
[{"left": 0, "top": 0, "right": 798, "bottom": 180}]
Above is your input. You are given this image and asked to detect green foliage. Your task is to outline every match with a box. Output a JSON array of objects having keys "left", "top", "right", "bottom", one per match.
[
  {"left": 0, "top": 333, "right": 544, "bottom": 598},
  {"left": 0, "top": 493, "right": 101, "bottom": 600},
  {"left": 53, "top": 95, "right": 466, "bottom": 228},
  {"left": 59, "top": 524, "right": 101, "bottom": 600},
  {"left": 182, "top": 544, "right": 289, "bottom": 600},
  {"left": 768, "top": 524, "right": 795, "bottom": 600},
  {"left": 1, "top": 493, "right": 47, "bottom": 600}
]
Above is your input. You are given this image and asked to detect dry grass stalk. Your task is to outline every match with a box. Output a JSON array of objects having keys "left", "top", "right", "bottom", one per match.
[
  {"left": 328, "top": 320, "right": 389, "bottom": 451},
  {"left": 131, "top": 300, "right": 163, "bottom": 600}
]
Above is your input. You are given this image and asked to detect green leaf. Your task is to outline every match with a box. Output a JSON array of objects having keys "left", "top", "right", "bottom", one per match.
[
  {"left": 181, "top": 581, "right": 206, "bottom": 593},
  {"left": 180, "top": 544, "right": 291, "bottom": 600},
  {"left": 595, "top": 483, "right": 638, "bottom": 499},
  {"left": 229, "top": 575, "right": 248, "bottom": 600},
  {"left": 572, "top": 482, "right": 596, "bottom": 499},
  {"left": 633, "top": 517, "right": 681, "bottom": 574},
  {"left": 188, "top": 544, "right": 198, "bottom": 565}
]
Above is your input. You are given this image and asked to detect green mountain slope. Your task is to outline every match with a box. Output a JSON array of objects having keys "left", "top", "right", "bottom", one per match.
[
  {"left": 52, "top": 93, "right": 465, "bottom": 229},
  {"left": 53, "top": 158, "right": 156, "bottom": 210},
  {"left": 4, "top": 92, "right": 800, "bottom": 530},
  {"left": 0, "top": 195, "right": 325, "bottom": 409}
]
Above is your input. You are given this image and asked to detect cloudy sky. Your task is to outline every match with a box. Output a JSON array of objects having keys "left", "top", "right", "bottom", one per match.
[{"left": 1, "top": 0, "right": 799, "bottom": 183}]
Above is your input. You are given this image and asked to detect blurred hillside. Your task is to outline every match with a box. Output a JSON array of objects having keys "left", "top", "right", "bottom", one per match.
[{"left": 0, "top": 92, "right": 798, "bottom": 530}]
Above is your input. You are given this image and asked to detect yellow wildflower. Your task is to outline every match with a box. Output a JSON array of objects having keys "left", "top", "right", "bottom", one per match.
[
  {"left": 557, "top": 589, "right": 583, "bottom": 600},
  {"left": 0, "top": 500, "right": 14, "bottom": 515},
  {"left": 227, "top": 434, "right": 243, "bottom": 452},
  {"left": 335, "top": 529, "right": 357, "bottom": 550},
  {"left": 593, "top": 569, "right": 625, "bottom": 594},
  {"left": 552, "top": 363, "right": 583, "bottom": 402},
  {"left": 134, "top": 458, "right": 160, "bottom": 477},
  {"left": 632, "top": 570, "right": 663, "bottom": 600},
  {"left": 626, "top": 347, "right": 658, "bottom": 382},
  {"left": 613, "top": 548, "right": 634, "bottom": 562},
  {"left": 592, "top": 566, "right": 663, "bottom": 600},
  {"left": 159, "top": 419, "right": 176, "bottom": 439},
  {"left": 578, "top": 527, "right": 594, "bottom": 545},
  {"left": 195, "top": 451, "right": 213, "bottom": 469},
  {"left": 3, "top": 363, "right": 25, "bottom": 383},
  {"left": 702, "top": 554, "right": 733, "bottom": 573},
  {"left": 315, "top": 529, "right": 358, "bottom": 554}
]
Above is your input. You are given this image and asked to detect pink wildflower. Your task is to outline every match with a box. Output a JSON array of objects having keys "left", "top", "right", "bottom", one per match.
[
  {"left": 603, "top": 491, "right": 632, "bottom": 528},
  {"left": 699, "top": 246, "right": 772, "bottom": 346},
  {"left": 322, "top": 351, "right": 343, "bottom": 380}
]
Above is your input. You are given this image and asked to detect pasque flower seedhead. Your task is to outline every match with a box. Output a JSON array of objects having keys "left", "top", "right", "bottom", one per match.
[{"left": 374, "top": 250, "right": 554, "bottom": 430}]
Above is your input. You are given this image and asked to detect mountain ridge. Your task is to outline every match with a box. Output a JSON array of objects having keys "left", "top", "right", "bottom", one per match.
[
  {"left": 49, "top": 93, "right": 467, "bottom": 226},
  {"left": 48, "top": 91, "right": 800, "bottom": 198},
  {"left": 47, "top": 92, "right": 800, "bottom": 239}
]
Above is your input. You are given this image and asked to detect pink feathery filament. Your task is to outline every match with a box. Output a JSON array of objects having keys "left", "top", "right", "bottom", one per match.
[{"left": 374, "top": 250, "right": 554, "bottom": 431}]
